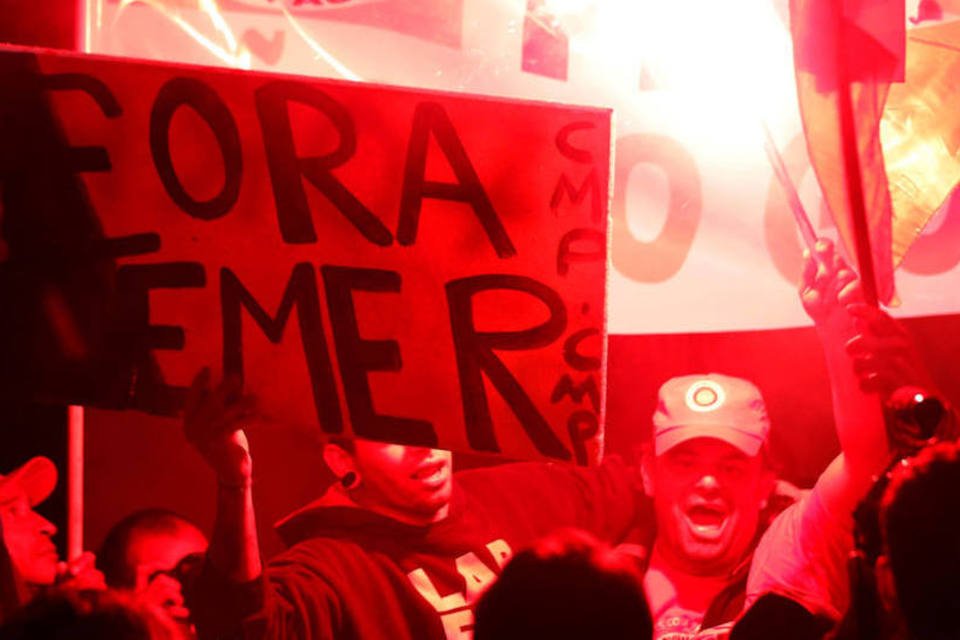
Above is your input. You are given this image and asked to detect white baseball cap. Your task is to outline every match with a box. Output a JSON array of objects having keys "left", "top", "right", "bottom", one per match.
[
  {"left": 0, "top": 456, "right": 58, "bottom": 507},
  {"left": 653, "top": 374, "right": 770, "bottom": 456}
]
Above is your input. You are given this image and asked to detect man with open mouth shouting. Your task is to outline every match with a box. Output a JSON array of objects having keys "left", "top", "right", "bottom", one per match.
[
  {"left": 638, "top": 240, "right": 898, "bottom": 640},
  {"left": 641, "top": 374, "right": 780, "bottom": 639}
]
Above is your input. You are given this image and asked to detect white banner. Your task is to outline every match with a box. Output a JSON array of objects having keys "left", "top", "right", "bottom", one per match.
[{"left": 81, "top": 0, "right": 960, "bottom": 333}]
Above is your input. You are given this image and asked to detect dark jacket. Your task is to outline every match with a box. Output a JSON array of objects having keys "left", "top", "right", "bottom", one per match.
[{"left": 192, "top": 458, "right": 647, "bottom": 640}]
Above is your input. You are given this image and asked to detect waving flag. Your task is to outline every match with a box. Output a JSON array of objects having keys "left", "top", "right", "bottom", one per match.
[
  {"left": 883, "top": 19, "right": 960, "bottom": 270},
  {"left": 790, "top": 0, "right": 904, "bottom": 305}
]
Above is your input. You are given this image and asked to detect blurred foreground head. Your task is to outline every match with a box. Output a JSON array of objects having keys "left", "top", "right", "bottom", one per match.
[
  {"left": 474, "top": 528, "right": 652, "bottom": 640},
  {"left": 879, "top": 440, "right": 960, "bottom": 640},
  {"left": 0, "top": 588, "right": 185, "bottom": 639}
]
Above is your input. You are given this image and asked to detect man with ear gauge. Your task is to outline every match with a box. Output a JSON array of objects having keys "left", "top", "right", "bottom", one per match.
[{"left": 181, "top": 370, "right": 647, "bottom": 640}]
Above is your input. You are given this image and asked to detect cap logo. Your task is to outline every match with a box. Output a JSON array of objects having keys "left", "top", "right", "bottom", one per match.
[{"left": 685, "top": 380, "right": 725, "bottom": 413}]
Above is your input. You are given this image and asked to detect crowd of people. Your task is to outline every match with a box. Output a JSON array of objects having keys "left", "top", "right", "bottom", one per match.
[{"left": 0, "top": 241, "right": 955, "bottom": 639}]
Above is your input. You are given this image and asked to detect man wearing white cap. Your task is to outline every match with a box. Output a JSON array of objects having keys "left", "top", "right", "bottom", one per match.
[
  {"left": 644, "top": 374, "right": 775, "bottom": 578},
  {"left": 0, "top": 456, "right": 104, "bottom": 611},
  {"left": 642, "top": 374, "right": 786, "bottom": 636},
  {"left": 640, "top": 241, "right": 893, "bottom": 638}
]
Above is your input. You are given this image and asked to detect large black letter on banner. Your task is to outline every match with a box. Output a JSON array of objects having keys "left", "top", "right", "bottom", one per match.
[
  {"left": 557, "top": 229, "right": 605, "bottom": 276},
  {"left": 397, "top": 102, "right": 516, "bottom": 258},
  {"left": 118, "top": 262, "right": 205, "bottom": 351},
  {"left": 321, "top": 266, "right": 437, "bottom": 447},
  {"left": 255, "top": 81, "right": 392, "bottom": 246},
  {"left": 550, "top": 375, "right": 600, "bottom": 412},
  {"left": 567, "top": 410, "right": 599, "bottom": 466},
  {"left": 116, "top": 262, "right": 205, "bottom": 412},
  {"left": 42, "top": 73, "right": 122, "bottom": 172},
  {"left": 221, "top": 263, "right": 343, "bottom": 434},
  {"left": 150, "top": 77, "right": 242, "bottom": 220},
  {"left": 446, "top": 275, "right": 570, "bottom": 459}
]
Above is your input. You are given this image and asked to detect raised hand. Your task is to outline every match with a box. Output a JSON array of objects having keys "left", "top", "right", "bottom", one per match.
[
  {"left": 845, "top": 303, "right": 931, "bottom": 397},
  {"left": 799, "top": 238, "right": 863, "bottom": 336},
  {"left": 183, "top": 367, "right": 255, "bottom": 487}
]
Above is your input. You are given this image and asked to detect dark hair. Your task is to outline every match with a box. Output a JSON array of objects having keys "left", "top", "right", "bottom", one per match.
[
  {"left": 881, "top": 441, "right": 960, "bottom": 640},
  {"left": 98, "top": 509, "right": 203, "bottom": 589},
  {"left": 0, "top": 588, "right": 184, "bottom": 639},
  {"left": 474, "top": 528, "right": 652, "bottom": 640},
  {"left": 731, "top": 593, "right": 834, "bottom": 640}
]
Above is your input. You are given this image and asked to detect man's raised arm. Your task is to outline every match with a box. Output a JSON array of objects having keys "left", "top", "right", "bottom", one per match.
[
  {"left": 181, "top": 368, "right": 263, "bottom": 636},
  {"left": 800, "top": 240, "right": 889, "bottom": 513},
  {"left": 745, "top": 241, "right": 905, "bottom": 621}
]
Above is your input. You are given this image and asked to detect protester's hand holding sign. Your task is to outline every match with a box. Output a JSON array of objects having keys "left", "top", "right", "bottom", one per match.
[{"left": 54, "top": 551, "right": 106, "bottom": 592}]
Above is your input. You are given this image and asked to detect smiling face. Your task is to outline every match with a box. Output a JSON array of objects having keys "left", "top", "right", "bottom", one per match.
[
  {"left": 645, "top": 438, "right": 774, "bottom": 576},
  {"left": 0, "top": 490, "right": 59, "bottom": 587},
  {"left": 350, "top": 441, "right": 454, "bottom": 526}
]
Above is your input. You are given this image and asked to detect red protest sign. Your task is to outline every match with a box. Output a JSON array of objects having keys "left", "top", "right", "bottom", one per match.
[{"left": 0, "top": 46, "right": 609, "bottom": 464}]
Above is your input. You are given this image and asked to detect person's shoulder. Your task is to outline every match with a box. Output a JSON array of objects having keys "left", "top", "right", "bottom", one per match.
[
  {"left": 271, "top": 533, "right": 379, "bottom": 576},
  {"left": 276, "top": 499, "right": 419, "bottom": 548},
  {"left": 455, "top": 456, "right": 640, "bottom": 503},
  {"left": 456, "top": 460, "right": 549, "bottom": 485},
  {"left": 453, "top": 462, "right": 581, "bottom": 509},
  {"left": 458, "top": 455, "right": 635, "bottom": 485}
]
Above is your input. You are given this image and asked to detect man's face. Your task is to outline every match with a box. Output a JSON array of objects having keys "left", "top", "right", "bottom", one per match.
[
  {"left": 646, "top": 438, "right": 773, "bottom": 575},
  {"left": 127, "top": 525, "right": 207, "bottom": 625},
  {"left": 0, "top": 491, "right": 59, "bottom": 586},
  {"left": 128, "top": 526, "right": 208, "bottom": 590},
  {"left": 351, "top": 442, "right": 454, "bottom": 525}
]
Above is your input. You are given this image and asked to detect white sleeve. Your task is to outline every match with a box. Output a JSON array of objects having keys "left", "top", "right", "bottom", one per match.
[{"left": 745, "top": 490, "right": 854, "bottom": 620}]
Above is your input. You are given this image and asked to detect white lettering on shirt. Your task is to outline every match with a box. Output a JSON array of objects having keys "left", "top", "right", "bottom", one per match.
[{"left": 407, "top": 539, "right": 514, "bottom": 640}]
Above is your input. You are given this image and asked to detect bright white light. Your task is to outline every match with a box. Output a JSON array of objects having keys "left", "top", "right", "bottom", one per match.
[
  {"left": 540, "top": 0, "right": 798, "bottom": 151},
  {"left": 635, "top": 1, "right": 792, "bottom": 106}
]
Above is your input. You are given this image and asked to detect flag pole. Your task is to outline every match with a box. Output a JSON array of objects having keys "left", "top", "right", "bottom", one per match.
[
  {"left": 837, "top": 89, "right": 880, "bottom": 308},
  {"left": 761, "top": 122, "right": 818, "bottom": 251},
  {"left": 67, "top": 405, "right": 84, "bottom": 561},
  {"left": 834, "top": 2, "right": 880, "bottom": 308}
]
